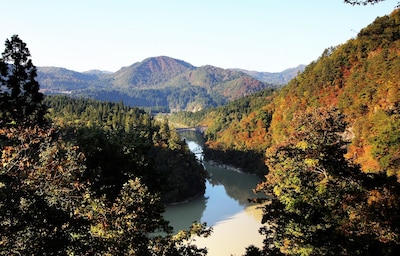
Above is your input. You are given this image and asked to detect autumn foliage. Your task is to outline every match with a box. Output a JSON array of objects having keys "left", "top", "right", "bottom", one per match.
[{"left": 269, "top": 10, "right": 400, "bottom": 178}]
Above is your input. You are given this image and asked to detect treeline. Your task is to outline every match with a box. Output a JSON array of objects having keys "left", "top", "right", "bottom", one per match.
[
  {"left": 70, "top": 85, "right": 224, "bottom": 113},
  {"left": 44, "top": 95, "right": 208, "bottom": 203},
  {"left": 1, "top": 35, "right": 211, "bottom": 255}
]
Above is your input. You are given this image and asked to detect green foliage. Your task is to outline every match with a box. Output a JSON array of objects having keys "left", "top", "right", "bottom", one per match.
[
  {"left": 269, "top": 9, "right": 400, "bottom": 176},
  {"left": 0, "top": 126, "right": 90, "bottom": 255},
  {"left": 0, "top": 126, "right": 212, "bottom": 255},
  {"left": 344, "top": 0, "right": 388, "bottom": 5},
  {"left": 44, "top": 95, "right": 207, "bottom": 203},
  {"left": 344, "top": 0, "right": 400, "bottom": 8},
  {"left": 0, "top": 111, "right": 210, "bottom": 255},
  {"left": 254, "top": 107, "right": 400, "bottom": 255},
  {"left": 0, "top": 35, "right": 46, "bottom": 126},
  {"left": 1, "top": 39, "right": 211, "bottom": 254},
  {"left": 368, "top": 109, "right": 400, "bottom": 174}
]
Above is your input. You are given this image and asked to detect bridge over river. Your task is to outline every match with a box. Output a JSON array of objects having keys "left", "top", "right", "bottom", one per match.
[{"left": 175, "top": 126, "right": 207, "bottom": 133}]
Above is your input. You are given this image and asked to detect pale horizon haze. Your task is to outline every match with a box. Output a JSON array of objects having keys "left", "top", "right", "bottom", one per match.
[{"left": 1, "top": 0, "right": 398, "bottom": 73}]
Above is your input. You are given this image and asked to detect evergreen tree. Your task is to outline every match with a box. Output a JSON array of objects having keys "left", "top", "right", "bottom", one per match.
[{"left": 0, "top": 35, "right": 46, "bottom": 127}]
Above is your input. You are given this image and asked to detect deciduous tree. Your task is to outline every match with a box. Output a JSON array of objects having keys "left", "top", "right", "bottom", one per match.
[{"left": 251, "top": 107, "right": 400, "bottom": 256}]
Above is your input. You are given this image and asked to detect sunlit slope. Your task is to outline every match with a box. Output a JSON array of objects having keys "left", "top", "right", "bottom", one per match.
[{"left": 270, "top": 9, "right": 400, "bottom": 177}]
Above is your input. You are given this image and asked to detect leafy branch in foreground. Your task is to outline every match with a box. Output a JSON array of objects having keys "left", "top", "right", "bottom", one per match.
[
  {"left": 0, "top": 125, "right": 212, "bottom": 255},
  {"left": 249, "top": 107, "right": 400, "bottom": 256}
]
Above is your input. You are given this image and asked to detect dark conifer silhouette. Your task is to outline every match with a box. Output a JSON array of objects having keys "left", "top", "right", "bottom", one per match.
[{"left": 0, "top": 35, "right": 46, "bottom": 126}]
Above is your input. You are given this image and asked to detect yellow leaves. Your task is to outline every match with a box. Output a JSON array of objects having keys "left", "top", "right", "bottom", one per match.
[
  {"left": 90, "top": 223, "right": 112, "bottom": 239},
  {"left": 173, "top": 230, "right": 188, "bottom": 242},
  {"left": 348, "top": 210, "right": 360, "bottom": 222},
  {"left": 273, "top": 186, "right": 282, "bottom": 197},
  {"left": 367, "top": 189, "right": 382, "bottom": 206},
  {"left": 172, "top": 222, "right": 212, "bottom": 244},
  {"left": 304, "top": 158, "right": 318, "bottom": 167},
  {"left": 296, "top": 141, "right": 309, "bottom": 150}
]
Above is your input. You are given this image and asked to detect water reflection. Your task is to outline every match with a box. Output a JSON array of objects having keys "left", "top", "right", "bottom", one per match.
[
  {"left": 165, "top": 131, "right": 263, "bottom": 232},
  {"left": 206, "top": 164, "right": 262, "bottom": 206},
  {"left": 195, "top": 204, "right": 264, "bottom": 256}
]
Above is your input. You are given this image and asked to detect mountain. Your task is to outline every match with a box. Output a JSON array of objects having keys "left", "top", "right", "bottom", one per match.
[
  {"left": 37, "top": 56, "right": 291, "bottom": 112},
  {"left": 183, "top": 9, "right": 400, "bottom": 178},
  {"left": 270, "top": 10, "right": 400, "bottom": 177},
  {"left": 37, "top": 67, "right": 101, "bottom": 93},
  {"left": 110, "top": 56, "right": 195, "bottom": 89},
  {"left": 83, "top": 69, "right": 113, "bottom": 75},
  {"left": 232, "top": 64, "right": 306, "bottom": 85}
]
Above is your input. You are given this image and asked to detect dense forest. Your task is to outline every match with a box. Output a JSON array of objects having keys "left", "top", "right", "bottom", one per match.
[
  {"left": 44, "top": 95, "right": 207, "bottom": 203},
  {"left": 0, "top": 35, "right": 211, "bottom": 255},
  {"left": 171, "top": 9, "right": 400, "bottom": 255}
]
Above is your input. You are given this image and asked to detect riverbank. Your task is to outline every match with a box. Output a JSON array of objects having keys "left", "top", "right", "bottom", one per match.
[
  {"left": 206, "top": 160, "right": 243, "bottom": 173},
  {"left": 203, "top": 146, "right": 268, "bottom": 178}
]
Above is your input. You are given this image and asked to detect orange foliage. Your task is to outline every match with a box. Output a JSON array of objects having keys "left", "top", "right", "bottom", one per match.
[{"left": 346, "top": 144, "right": 381, "bottom": 173}]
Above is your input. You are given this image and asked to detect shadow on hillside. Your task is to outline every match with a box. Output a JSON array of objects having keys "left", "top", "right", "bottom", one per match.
[{"left": 203, "top": 147, "right": 268, "bottom": 178}]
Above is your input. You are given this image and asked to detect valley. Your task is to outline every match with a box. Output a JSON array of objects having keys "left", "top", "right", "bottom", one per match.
[{"left": 1, "top": 7, "right": 399, "bottom": 256}]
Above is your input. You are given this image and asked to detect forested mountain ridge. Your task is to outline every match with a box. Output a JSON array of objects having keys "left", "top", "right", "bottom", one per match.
[
  {"left": 179, "top": 9, "right": 400, "bottom": 179},
  {"left": 270, "top": 9, "right": 400, "bottom": 177},
  {"left": 36, "top": 56, "right": 293, "bottom": 112},
  {"left": 37, "top": 67, "right": 103, "bottom": 94}
]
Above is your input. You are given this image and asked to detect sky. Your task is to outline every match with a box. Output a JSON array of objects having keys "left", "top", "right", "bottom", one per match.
[{"left": 1, "top": 0, "right": 398, "bottom": 73}]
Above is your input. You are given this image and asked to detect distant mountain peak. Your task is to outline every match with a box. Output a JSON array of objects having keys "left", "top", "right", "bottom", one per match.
[
  {"left": 37, "top": 55, "right": 303, "bottom": 111},
  {"left": 231, "top": 64, "right": 305, "bottom": 85},
  {"left": 112, "top": 56, "right": 195, "bottom": 87},
  {"left": 138, "top": 56, "right": 195, "bottom": 73},
  {"left": 83, "top": 69, "right": 113, "bottom": 75}
]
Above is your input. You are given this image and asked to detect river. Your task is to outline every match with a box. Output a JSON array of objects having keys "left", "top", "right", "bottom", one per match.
[{"left": 164, "top": 131, "right": 264, "bottom": 256}]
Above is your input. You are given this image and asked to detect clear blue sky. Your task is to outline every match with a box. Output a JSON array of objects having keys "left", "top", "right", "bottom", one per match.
[{"left": 1, "top": 0, "right": 398, "bottom": 72}]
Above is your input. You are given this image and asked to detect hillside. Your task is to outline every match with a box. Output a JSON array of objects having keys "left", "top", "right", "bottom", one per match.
[
  {"left": 270, "top": 10, "right": 400, "bottom": 177},
  {"left": 36, "top": 56, "right": 298, "bottom": 112},
  {"left": 175, "top": 9, "right": 400, "bottom": 179},
  {"left": 37, "top": 67, "right": 102, "bottom": 93}
]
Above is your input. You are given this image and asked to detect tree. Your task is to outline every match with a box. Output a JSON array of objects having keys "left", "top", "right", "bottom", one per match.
[
  {"left": 0, "top": 125, "right": 212, "bottom": 255},
  {"left": 345, "top": 0, "right": 386, "bottom": 4},
  {"left": 0, "top": 35, "right": 46, "bottom": 127},
  {"left": 252, "top": 107, "right": 400, "bottom": 255},
  {"left": 0, "top": 126, "right": 91, "bottom": 255},
  {"left": 344, "top": 0, "right": 400, "bottom": 7}
]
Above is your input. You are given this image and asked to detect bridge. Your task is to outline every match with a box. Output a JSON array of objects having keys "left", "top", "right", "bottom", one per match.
[{"left": 175, "top": 126, "right": 207, "bottom": 133}]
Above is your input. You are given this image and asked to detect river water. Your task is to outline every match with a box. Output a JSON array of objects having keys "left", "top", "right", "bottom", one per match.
[{"left": 164, "top": 131, "right": 264, "bottom": 256}]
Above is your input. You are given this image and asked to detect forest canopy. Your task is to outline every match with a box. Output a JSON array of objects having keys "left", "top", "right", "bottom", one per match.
[{"left": 0, "top": 35, "right": 211, "bottom": 255}]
